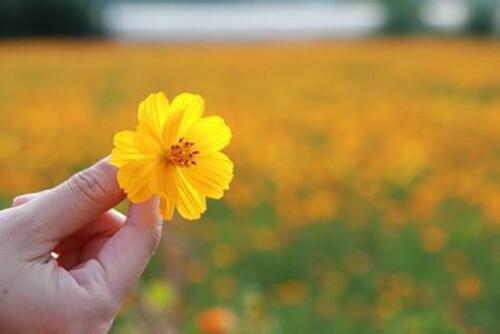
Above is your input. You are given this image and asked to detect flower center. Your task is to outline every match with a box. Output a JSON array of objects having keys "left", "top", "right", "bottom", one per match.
[{"left": 166, "top": 138, "right": 199, "bottom": 167}]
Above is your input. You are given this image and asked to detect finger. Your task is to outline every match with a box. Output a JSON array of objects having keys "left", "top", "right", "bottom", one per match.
[
  {"left": 74, "top": 209, "right": 126, "bottom": 240},
  {"left": 56, "top": 210, "right": 126, "bottom": 270},
  {"left": 12, "top": 192, "right": 126, "bottom": 257},
  {"left": 12, "top": 193, "right": 36, "bottom": 207},
  {"left": 11, "top": 191, "right": 47, "bottom": 207},
  {"left": 19, "top": 158, "right": 125, "bottom": 243},
  {"left": 54, "top": 209, "right": 126, "bottom": 255},
  {"left": 89, "top": 197, "right": 162, "bottom": 300}
]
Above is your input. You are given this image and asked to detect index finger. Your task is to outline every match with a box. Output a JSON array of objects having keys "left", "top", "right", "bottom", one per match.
[{"left": 19, "top": 158, "right": 125, "bottom": 245}]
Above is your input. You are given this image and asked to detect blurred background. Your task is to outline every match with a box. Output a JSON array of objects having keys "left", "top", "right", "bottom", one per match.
[{"left": 0, "top": 0, "right": 499, "bottom": 333}]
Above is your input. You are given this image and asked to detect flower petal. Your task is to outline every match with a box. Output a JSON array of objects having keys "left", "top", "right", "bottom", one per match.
[
  {"left": 160, "top": 196, "right": 175, "bottom": 221},
  {"left": 138, "top": 92, "right": 170, "bottom": 144},
  {"left": 166, "top": 93, "right": 204, "bottom": 142},
  {"left": 162, "top": 107, "right": 184, "bottom": 147},
  {"left": 110, "top": 130, "right": 151, "bottom": 168},
  {"left": 117, "top": 160, "right": 158, "bottom": 203},
  {"left": 135, "top": 122, "right": 164, "bottom": 155},
  {"left": 150, "top": 160, "right": 177, "bottom": 199},
  {"left": 182, "top": 152, "right": 234, "bottom": 199},
  {"left": 174, "top": 168, "right": 207, "bottom": 220},
  {"left": 185, "top": 116, "right": 231, "bottom": 156}
]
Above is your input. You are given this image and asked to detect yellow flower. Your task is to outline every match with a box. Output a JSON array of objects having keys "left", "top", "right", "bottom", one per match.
[{"left": 110, "top": 92, "right": 233, "bottom": 221}]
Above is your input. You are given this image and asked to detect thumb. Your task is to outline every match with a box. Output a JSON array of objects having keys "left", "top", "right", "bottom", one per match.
[
  {"left": 18, "top": 158, "right": 125, "bottom": 243},
  {"left": 89, "top": 196, "right": 163, "bottom": 300}
]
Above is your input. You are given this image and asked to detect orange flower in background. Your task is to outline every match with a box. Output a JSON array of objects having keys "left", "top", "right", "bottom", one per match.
[
  {"left": 197, "top": 307, "right": 235, "bottom": 334},
  {"left": 110, "top": 92, "right": 233, "bottom": 220}
]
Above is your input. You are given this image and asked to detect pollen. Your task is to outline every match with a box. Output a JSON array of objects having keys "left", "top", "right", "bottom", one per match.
[{"left": 166, "top": 137, "right": 199, "bottom": 167}]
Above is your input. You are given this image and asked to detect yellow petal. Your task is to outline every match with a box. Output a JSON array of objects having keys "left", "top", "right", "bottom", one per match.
[
  {"left": 162, "top": 107, "right": 184, "bottom": 147},
  {"left": 110, "top": 130, "right": 151, "bottom": 168},
  {"left": 174, "top": 168, "right": 207, "bottom": 220},
  {"left": 149, "top": 160, "right": 177, "bottom": 199},
  {"left": 117, "top": 160, "right": 157, "bottom": 203},
  {"left": 138, "top": 92, "right": 170, "bottom": 144},
  {"left": 160, "top": 196, "right": 175, "bottom": 221},
  {"left": 166, "top": 93, "right": 204, "bottom": 142},
  {"left": 135, "top": 122, "right": 164, "bottom": 155},
  {"left": 182, "top": 152, "right": 234, "bottom": 199},
  {"left": 185, "top": 116, "right": 231, "bottom": 156}
]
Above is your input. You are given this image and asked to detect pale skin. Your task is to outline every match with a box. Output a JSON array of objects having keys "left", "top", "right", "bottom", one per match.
[{"left": 0, "top": 158, "right": 162, "bottom": 333}]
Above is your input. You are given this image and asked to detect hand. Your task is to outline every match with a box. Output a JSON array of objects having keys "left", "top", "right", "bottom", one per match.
[{"left": 0, "top": 159, "right": 162, "bottom": 333}]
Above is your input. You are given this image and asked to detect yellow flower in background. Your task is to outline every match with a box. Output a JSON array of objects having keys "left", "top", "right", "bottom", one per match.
[{"left": 110, "top": 92, "right": 233, "bottom": 220}]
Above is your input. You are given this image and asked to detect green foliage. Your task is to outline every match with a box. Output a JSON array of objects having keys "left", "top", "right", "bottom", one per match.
[
  {"left": 381, "top": 0, "right": 422, "bottom": 34},
  {"left": 0, "top": 0, "right": 101, "bottom": 37},
  {"left": 142, "top": 279, "right": 176, "bottom": 312},
  {"left": 0, "top": 196, "right": 9, "bottom": 209},
  {"left": 465, "top": 0, "right": 497, "bottom": 35},
  {"left": 111, "top": 199, "right": 500, "bottom": 333}
]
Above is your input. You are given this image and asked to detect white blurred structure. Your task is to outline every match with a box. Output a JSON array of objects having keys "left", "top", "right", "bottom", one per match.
[
  {"left": 102, "top": 0, "right": 495, "bottom": 41},
  {"left": 103, "top": 2, "right": 385, "bottom": 41},
  {"left": 421, "top": 0, "right": 469, "bottom": 32}
]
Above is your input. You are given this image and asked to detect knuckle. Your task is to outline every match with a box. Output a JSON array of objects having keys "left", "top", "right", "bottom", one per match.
[
  {"left": 68, "top": 166, "right": 113, "bottom": 204},
  {"left": 11, "top": 196, "right": 22, "bottom": 207},
  {"left": 0, "top": 207, "right": 44, "bottom": 247},
  {"left": 20, "top": 215, "right": 46, "bottom": 244}
]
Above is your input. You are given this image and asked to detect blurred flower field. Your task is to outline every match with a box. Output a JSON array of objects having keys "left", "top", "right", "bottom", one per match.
[{"left": 0, "top": 40, "right": 499, "bottom": 333}]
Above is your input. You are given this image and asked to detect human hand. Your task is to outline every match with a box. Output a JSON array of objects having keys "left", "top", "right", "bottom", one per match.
[{"left": 0, "top": 159, "right": 162, "bottom": 333}]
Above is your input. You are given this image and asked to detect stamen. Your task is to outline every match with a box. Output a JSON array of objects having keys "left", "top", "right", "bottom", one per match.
[{"left": 165, "top": 138, "right": 198, "bottom": 167}]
